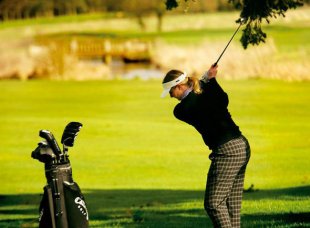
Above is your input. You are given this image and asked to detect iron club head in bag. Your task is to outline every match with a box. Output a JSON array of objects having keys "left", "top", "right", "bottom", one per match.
[
  {"left": 31, "top": 141, "right": 56, "bottom": 163},
  {"left": 212, "top": 18, "right": 246, "bottom": 67}
]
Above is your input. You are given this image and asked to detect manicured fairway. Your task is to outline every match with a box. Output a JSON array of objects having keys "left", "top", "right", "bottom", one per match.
[{"left": 0, "top": 79, "right": 309, "bottom": 227}]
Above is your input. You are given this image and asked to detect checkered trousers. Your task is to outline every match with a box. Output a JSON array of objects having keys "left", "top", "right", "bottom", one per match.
[{"left": 204, "top": 135, "right": 251, "bottom": 228}]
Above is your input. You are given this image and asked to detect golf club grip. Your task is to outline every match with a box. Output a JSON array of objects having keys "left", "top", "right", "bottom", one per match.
[{"left": 39, "top": 130, "right": 62, "bottom": 156}]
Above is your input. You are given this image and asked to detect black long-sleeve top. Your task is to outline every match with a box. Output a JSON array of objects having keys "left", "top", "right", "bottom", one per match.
[{"left": 173, "top": 78, "right": 241, "bottom": 150}]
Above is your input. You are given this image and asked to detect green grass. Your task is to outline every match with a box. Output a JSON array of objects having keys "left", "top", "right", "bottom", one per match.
[
  {"left": 0, "top": 79, "right": 310, "bottom": 227},
  {"left": 0, "top": 12, "right": 120, "bottom": 29}
]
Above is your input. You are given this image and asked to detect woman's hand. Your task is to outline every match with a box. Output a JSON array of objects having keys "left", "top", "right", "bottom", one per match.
[
  {"left": 207, "top": 64, "right": 218, "bottom": 79},
  {"left": 201, "top": 64, "right": 218, "bottom": 82}
]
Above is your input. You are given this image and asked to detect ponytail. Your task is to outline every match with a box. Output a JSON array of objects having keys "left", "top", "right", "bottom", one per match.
[
  {"left": 188, "top": 77, "right": 202, "bottom": 94},
  {"left": 180, "top": 76, "right": 202, "bottom": 94}
]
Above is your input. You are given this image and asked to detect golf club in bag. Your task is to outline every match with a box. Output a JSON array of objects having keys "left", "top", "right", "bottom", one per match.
[{"left": 32, "top": 122, "right": 89, "bottom": 228}]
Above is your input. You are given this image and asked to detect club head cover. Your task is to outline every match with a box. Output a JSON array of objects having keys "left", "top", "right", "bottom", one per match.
[{"left": 61, "top": 122, "right": 83, "bottom": 147}]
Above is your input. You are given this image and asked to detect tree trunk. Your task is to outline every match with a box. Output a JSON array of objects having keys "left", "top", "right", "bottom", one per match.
[
  {"left": 156, "top": 12, "right": 163, "bottom": 32},
  {"left": 137, "top": 15, "right": 146, "bottom": 31}
]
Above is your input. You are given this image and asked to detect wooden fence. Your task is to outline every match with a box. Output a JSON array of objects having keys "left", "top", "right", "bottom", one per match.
[{"left": 69, "top": 39, "right": 152, "bottom": 63}]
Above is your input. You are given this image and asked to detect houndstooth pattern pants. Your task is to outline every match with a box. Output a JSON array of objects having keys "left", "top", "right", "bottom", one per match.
[{"left": 204, "top": 135, "right": 251, "bottom": 228}]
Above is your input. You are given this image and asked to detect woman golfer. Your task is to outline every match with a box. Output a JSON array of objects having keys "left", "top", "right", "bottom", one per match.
[{"left": 161, "top": 65, "right": 250, "bottom": 228}]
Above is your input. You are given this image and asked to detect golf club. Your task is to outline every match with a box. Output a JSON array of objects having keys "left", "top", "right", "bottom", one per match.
[
  {"left": 61, "top": 122, "right": 83, "bottom": 148},
  {"left": 61, "top": 122, "right": 83, "bottom": 162},
  {"left": 213, "top": 18, "right": 246, "bottom": 67},
  {"left": 39, "top": 129, "right": 62, "bottom": 159},
  {"left": 31, "top": 141, "right": 56, "bottom": 163}
]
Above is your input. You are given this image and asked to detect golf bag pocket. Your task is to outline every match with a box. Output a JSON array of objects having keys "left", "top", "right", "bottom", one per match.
[{"left": 63, "top": 181, "right": 89, "bottom": 228}]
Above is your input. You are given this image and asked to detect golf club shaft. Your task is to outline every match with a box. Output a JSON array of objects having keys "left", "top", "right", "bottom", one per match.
[{"left": 213, "top": 22, "right": 243, "bottom": 67}]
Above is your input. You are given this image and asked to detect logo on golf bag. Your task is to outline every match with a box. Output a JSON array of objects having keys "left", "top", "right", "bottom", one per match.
[
  {"left": 39, "top": 208, "right": 44, "bottom": 222},
  {"left": 75, "top": 197, "right": 89, "bottom": 220}
]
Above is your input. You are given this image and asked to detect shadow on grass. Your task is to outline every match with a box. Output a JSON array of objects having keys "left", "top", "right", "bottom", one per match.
[
  {"left": 242, "top": 212, "right": 310, "bottom": 227},
  {"left": 0, "top": 185, "right": 309, "bottom": 227}
]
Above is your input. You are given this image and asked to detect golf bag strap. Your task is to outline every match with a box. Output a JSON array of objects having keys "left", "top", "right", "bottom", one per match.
[{"left": 46, "top": 186, "right": 57, "bottom": 228}]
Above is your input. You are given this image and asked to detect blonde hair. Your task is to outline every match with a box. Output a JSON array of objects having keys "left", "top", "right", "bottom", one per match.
[{"left": 163, "top": 69, "right": 202, "bottom": 94}]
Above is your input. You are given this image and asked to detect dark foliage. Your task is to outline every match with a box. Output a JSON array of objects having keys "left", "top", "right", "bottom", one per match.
[
  {"left": 165, "top": 0, "right": 179, "bottom": 10},
  {"left": 166, "top": 0, "right": 304, "bottom": 48}
]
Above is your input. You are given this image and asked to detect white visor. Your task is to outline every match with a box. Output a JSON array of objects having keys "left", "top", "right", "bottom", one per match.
[{"left": 161, "top": 72, "right": 187, "bottom": 98}]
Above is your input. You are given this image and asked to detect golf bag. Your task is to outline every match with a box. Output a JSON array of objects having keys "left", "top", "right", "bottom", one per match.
[{"left": 32, "top": 122, "right": 89, "bottom": 228}]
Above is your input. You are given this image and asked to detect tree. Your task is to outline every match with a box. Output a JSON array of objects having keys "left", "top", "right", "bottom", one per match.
[
  {"left": 165, "top": 0, "right": 304, "bottom": 49},
  {"left": 121, "top": 0, "right": 166, "bottom": 32}
]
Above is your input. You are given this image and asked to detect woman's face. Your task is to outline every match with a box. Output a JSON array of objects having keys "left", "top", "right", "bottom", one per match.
[{"left": 169, "top": 84, "right": 187, "bottom": 100}]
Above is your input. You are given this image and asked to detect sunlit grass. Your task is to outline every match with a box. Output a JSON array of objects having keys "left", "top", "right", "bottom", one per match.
[
  {"left": 0, "top": 79, "right": 309, "bottom": 226},
  {"left": 1, "top": 79, "right": 309, "bottom": 191}
]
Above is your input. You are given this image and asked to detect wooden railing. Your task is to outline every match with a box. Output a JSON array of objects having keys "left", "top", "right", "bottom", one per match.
[{"left": 69, "top": 39, "right": 152, "bottom": 63}]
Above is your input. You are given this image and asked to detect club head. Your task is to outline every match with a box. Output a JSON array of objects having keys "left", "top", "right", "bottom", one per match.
[
  {"left": 237, "top": 17, "right": 246, "bottom": 25},
  {"left": 61, "top": 122, "right": 83, "bottom": 147},
  {"left": 39, "top": 129, "right": 62, "bottom": 157},
  {"left": 32, "top": 141, "right": 56, "bottom": 163}
]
